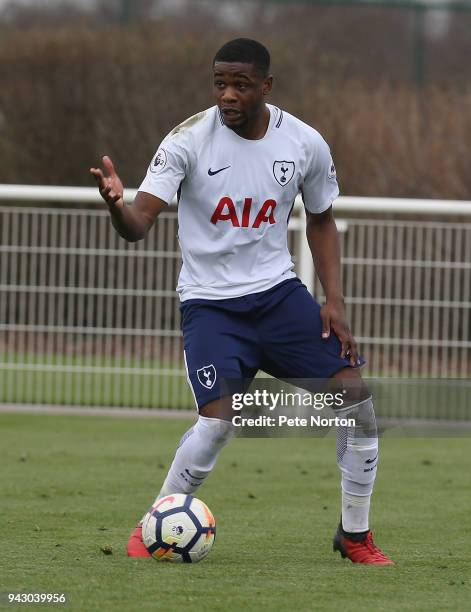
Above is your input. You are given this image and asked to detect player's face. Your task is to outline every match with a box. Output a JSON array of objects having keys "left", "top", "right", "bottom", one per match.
[{"left": 212, "top": 62, "right": 272, "bottom": 130}]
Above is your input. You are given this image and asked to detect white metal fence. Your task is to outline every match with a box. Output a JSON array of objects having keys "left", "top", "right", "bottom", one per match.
[{"left": 1, "top": 185, "right": 470, "bottom": 411}]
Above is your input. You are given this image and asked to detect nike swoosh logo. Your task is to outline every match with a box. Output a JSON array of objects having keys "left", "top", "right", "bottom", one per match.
[
  {"left": 365, "top": 453, "right": 378, "bottom": 464},
  {"left": 208, "top": 166, "right": 230, "bottom": 176}
]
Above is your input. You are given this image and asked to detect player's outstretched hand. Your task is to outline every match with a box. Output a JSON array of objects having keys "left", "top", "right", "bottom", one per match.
[
  {"left": 320, "top": 300, "right": 359, "bottom": 366},
  {"left": 90, "top": 156, "right": 124, "bottom": 209}
]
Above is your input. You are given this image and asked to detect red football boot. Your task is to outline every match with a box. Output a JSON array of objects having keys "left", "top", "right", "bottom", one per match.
[
  {"left": 127, "top": 524, "right": 151, "bottom": 558},
  {"left": 333, "top": 524, "right": 394, "bottom": 565}
]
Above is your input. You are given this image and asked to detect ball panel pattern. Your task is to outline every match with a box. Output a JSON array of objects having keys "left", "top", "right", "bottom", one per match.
[{"left": 141, "top": 494, "right": 215, "bottom": 563}]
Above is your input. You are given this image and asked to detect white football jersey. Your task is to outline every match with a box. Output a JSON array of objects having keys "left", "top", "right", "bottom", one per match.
[{"left": 139, "top": 104, "right": 339, "bottom": 301}]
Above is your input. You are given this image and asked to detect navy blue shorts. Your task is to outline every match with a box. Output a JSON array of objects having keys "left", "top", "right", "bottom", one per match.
[{"left": 180, "top": 278, "right": 364, "bottom": 410}]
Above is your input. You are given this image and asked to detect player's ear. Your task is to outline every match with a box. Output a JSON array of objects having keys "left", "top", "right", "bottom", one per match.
[{"left": 262, "top": 75, "right": 273, "bottom": 96}]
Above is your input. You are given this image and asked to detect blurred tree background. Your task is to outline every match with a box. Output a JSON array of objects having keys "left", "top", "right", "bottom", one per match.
[{"left": 0, "top": 0, "right": 470, "bottom": 197}]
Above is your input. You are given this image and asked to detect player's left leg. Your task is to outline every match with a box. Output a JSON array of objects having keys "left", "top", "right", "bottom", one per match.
[
  {"left": 257, "top": 279, "right": 393, "bottom": 564},
  {"left": 329, "top": 367, "right": 393, "bottom": 565}
]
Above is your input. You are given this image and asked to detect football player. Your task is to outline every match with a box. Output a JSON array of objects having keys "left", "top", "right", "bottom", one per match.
[{"left": 91, "top": 38, "right": 393, "bottom": 565}]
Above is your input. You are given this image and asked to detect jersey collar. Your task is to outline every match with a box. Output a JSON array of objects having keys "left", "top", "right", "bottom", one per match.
[{"left": 218, "top": 104, "right": 281, "bottom": 142}]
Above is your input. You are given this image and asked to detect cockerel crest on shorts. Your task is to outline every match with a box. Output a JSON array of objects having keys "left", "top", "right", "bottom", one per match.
[{"left": 197, "top": 364, "right": 217, "bottom": 389}]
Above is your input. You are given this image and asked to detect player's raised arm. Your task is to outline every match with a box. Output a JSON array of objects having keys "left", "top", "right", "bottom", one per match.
[{"left": 90, "top": 155, "right": 167, "bottom": 242}]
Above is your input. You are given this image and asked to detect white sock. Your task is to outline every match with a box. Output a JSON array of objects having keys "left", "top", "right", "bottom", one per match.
[
  {"left": 341, "top": 487, "right": 371, "bottom": 533},
  {"left": 336, "top": 397, "right": 378, "bottom": 533},
  {"left": 155, "top": 416, "right": 235, "bottom": 502}
]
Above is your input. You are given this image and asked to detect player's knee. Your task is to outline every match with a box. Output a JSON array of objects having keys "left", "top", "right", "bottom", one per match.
[
  {"left": 331, "top": 367, "right": 371, "bottom": 405},
  {"left": 199, "top": 396, "right": 235, "bottom": 421}
]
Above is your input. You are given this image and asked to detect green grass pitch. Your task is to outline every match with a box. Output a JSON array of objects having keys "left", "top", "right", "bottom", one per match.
[{"left": 1, "top": 413, "right": 470, "bottom": 611}]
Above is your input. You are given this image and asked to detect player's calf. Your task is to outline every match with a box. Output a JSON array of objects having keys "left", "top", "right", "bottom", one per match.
[
  {"left": 156, "top": 415, "right": 235, "bottom": 500},
  {"left": 129, "top": 414, "right": 234, "bottom": 557},
  {"left": 336, "top": 396, "right": 378, "bottom": 533}
]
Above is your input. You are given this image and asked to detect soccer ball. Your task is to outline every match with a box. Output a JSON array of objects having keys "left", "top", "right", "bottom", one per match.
[{"left": 141, "top": 494, "right": 216, "bottom": 563}]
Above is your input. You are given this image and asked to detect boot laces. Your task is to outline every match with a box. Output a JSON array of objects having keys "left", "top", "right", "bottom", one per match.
[{"left": 364, "top": 532, "right": 389, "bottom": 561}]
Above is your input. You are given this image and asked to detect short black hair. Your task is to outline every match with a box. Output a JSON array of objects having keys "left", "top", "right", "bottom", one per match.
[{"left": 213, "top": 38, "right": 270, "bottom": 77}]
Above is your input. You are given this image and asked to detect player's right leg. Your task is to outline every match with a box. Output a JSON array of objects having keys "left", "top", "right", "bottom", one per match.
[
  {"left": 156, "top": 398, "right": 236, "bottom": 501},
  {"left": 127, "top": 397, "right": 234, "bottom": 557},
  {"left": 153, "top": 299, "right": 258, "bottom": 500},
  {"left": 127, "top": 298, "right": 259, "bottom": 557}
]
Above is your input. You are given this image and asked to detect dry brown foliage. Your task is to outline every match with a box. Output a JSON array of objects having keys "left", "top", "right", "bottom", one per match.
[{"left": 0, "top": 17, "right": 470, "bottom": 198}]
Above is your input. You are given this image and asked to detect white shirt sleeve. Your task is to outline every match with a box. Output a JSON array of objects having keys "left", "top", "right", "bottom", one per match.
[
  {"left": 301, "top": 134, "right": 340, "bottom": 214},
  {"left": 138, "top": 132, "right": 189, "bottom": 204}
]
